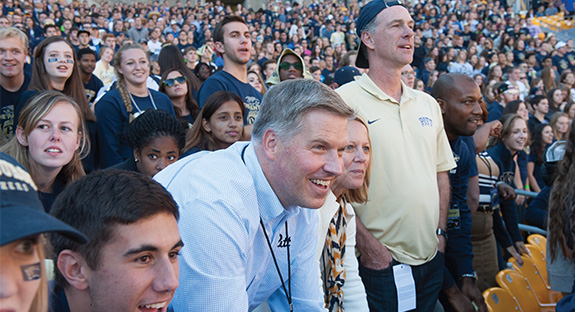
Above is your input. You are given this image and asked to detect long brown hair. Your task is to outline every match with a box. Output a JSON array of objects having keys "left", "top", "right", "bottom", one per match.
[
  {"left": 184, "top": 91, "right": 245, "bottom": 152},
  {"left": 158, "top": 67, "right": 199, "bottom": 123},
  {"left": 0, "top": 91, "right": 88, "bottom": 186},
  {"left": 28, "top": 36, "right": 95, "bottom": 122},
  {"left": 541, "top": 67, "right": 556, "bottom": 93},
  {"left": 548, "top": 121, "right": 575, "bottom": 260}
]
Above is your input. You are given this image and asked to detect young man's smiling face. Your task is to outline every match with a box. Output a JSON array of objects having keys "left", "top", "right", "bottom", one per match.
[{"left": 83, "top": 213, "right": 182, "bottom": 312}]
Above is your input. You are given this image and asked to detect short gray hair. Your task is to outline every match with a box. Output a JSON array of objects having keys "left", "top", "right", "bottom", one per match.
[{"left": 252, "top": 79, "right": 354, "bottom": 142}]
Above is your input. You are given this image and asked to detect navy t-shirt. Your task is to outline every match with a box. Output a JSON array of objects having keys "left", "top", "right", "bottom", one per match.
[
  {"left": 449, "top": 136, "right": 477, "bottom": 210},
  {"left": 553, "top": 54, "right": 570, "bottom": 73},
  {"left": 197, "top": 70, "right": 263, "bottom": 125},
  {"left": 95, "top": 88, "right": 176, "bottom": 168},
  {"left": 1, "top": 71, "right": 31, "bottom": 139},
  {"left": 83, "top": 74, "right": 104, "bottom": 104}
]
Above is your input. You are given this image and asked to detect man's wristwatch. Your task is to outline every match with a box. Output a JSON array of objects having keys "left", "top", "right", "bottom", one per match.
[
  {"left": 436, "top": 228, "right": 448, "bottom": 240},
  {"left": 461, "top": 272, "right": 477, "bottom": 280}
]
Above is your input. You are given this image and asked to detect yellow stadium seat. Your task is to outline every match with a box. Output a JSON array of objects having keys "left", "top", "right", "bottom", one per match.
[
  {"left": 483, "top": 287, "right": 522, "bottom": 312},
  {"left": 496, "top": 269, "right": 555, "bottom": 312},
  {"left": 525, "top": 244, "right": 549, "bottom": 287},
  {"left": 509, "top": 256, "right": 563, "bottom": 303},
  {"left": 527, "top": 234, "right": 547, "bottom": 254}
]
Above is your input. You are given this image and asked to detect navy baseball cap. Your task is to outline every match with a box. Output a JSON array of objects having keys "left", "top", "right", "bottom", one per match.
[
  {"left": 0, "top": 153, "right": 88, "bottom": 246},
  {"left": 356, "top": 0, "right": 406, "bottom": 68},
  {"left": 334, "top": 66, "right": 361, "bottom": 86}
]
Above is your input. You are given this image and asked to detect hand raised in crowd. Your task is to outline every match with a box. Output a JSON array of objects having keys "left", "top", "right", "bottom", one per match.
[
  {"left": 460, "top": 277, "right": 488, "bottom": 312},
  {"left": 487, "top": 120, "right": 503, "bottom": 138}
]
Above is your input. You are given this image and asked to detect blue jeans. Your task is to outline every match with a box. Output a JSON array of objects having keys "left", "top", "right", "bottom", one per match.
[{"left": 359, "top": 251, "right": 445, "bottom": 311}]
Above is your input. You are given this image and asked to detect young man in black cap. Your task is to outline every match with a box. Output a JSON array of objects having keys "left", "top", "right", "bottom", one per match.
[
  {"left": 0, "top": 152, "right": 87, "bottom": 312},
  {"left": 76, "top": 29, "right": 95, "bottom": 52},
  {"left": 336, "top": 1, "right": 455, "bottom": 310}
]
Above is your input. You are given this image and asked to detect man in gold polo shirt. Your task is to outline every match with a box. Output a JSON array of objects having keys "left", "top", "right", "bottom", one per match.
[{"left": 336, "top": 1, "right": 456, "bottom": 310}]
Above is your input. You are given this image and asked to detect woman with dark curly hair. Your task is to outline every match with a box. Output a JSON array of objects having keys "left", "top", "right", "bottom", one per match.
[{"left": 111, "top": 109, "right": 186, "bottom": 178}]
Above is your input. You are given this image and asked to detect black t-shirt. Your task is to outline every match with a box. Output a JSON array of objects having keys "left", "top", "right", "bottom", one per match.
[
  {"left": 0, "top": 71, "right": 31, "bottom": 140},
  {"left": 83, "top": 74, "right": 104, "bottom": 104}
]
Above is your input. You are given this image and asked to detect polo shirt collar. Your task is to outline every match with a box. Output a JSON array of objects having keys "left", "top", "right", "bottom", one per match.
[{"left": 356, "top": 73, "right": 416, "bottom": 104}]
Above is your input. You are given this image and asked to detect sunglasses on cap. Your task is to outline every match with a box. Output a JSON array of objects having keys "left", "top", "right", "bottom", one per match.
[
  {"left": 163, "top": 76, "right": 187, "bottom": 87},
  {"left": 379, "top": 0, "right": 404, "bottom": 9},
  {"left": 504, "top": 89, "right": 519, "bottom": 95},
  {"left": 280, "top": 62, "right": 303, "bottom": 70}
]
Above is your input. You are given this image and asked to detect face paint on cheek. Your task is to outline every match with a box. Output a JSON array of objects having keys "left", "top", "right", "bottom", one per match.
[
  {"left": 66, "top": 59, "right": 74, "bottom": 64},
  {"left": 21, "top": 262, "right": 41, "bottom": 281},
  {"left": 48, "top": 58, "right": 58, "bottom": 62}
]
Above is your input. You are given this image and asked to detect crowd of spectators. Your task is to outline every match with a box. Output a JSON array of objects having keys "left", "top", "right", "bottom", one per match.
[
  {"left": 1, "top": 0, "right": 574, "bottom": 94},
  {"left": 2, "top": 0, "right": 575, "bottom": 310}
]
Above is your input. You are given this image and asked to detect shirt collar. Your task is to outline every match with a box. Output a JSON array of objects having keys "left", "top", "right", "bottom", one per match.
[
  {"left": 241, "top": 143, "right": 294, "bottom": 224},
  {"left": 356, "top": 73, "right": 416, "bottom": 105}
]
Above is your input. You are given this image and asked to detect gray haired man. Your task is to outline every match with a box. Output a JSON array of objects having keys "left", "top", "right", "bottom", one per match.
[{"left": 156, "top": 79, "right": 354, "bottom": 311}]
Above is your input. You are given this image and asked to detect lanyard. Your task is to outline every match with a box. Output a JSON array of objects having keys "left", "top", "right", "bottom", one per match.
[
  {"left": 260, "top": 219, "right": 293, "bottom": 312},
  {"left": 128, "top": 89, "right": 158, "bottom": 118},
  {"left": 241, "top": 145, "right": 293, "bottom": 311}
]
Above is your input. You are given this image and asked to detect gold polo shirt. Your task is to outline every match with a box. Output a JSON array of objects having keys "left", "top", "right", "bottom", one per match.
[{"left": 336, "top": 74, "right": 456, "bottom": 265}]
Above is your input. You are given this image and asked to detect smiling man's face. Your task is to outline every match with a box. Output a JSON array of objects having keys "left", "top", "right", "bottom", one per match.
[{"left": 83, "top": 213, "right": 182, "bottom": 312}]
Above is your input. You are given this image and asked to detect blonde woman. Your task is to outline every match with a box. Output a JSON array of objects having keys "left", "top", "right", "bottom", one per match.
[
  {"left": 318, "top": 116, "right": 372, "bottom": 312},
  {"left": 93, "top": 45, "right": 115, "bottom": 86},
  {"left": 1, "top": 91, "right": 88, "bottom": 212},
  {"left": 94, "top": 43, "right": 175, "bottom": 168}
]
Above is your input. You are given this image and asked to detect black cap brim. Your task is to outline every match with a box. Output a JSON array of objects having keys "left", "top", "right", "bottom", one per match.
[{"left": 1, "top": 207, "right": 88, "bottom": 246}]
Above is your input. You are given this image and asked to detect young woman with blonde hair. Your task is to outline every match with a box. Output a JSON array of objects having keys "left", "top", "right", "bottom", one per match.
[
  {"left": 1, "top": 91, "right": 88, "bottom": 212},
  {"left": 95, "top": 43, "right": 175, "bottom": 168}
]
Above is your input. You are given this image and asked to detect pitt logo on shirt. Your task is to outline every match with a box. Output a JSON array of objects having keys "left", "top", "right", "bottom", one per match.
[{"left": 419, "top": 117, "right": 433, "bottom": 127}]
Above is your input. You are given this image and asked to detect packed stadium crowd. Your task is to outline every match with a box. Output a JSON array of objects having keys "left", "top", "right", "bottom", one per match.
[{"left": 1, "top": 0, "right": 575, "bottom": 310}]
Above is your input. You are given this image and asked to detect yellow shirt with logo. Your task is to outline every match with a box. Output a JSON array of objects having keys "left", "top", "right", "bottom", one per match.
[{"left": 336, "top": 74, "right": 456, "bottom": 265}]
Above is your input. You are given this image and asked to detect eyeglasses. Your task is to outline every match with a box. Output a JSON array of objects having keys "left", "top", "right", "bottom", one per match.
[
  {"left": 401, "top": 71, "right": 415, "bottom": 76},
  {"left": 163, "top": 76, "right": 187, "bottom": 87},
  {"left": 280, "top": 62, "right": 303, "bottom": 70}
]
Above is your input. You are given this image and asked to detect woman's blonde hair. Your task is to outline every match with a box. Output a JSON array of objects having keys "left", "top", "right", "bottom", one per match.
[
  {"left": 342, "top": 116, "right": 372, "bottom": 204},
  {"left": 0, "top": 91, "right": 88, "bottom": 185},
  {"left": 113, "top": 43, "right": 149, "bottom": 123}
]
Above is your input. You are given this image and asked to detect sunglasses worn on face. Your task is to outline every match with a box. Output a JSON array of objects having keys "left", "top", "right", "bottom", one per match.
[
  {"left": 163, "top": 76, "right": 186, "bottom": 87},
  {"left": 280, "top": 62, "right": 303, "bottom": 70}
]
